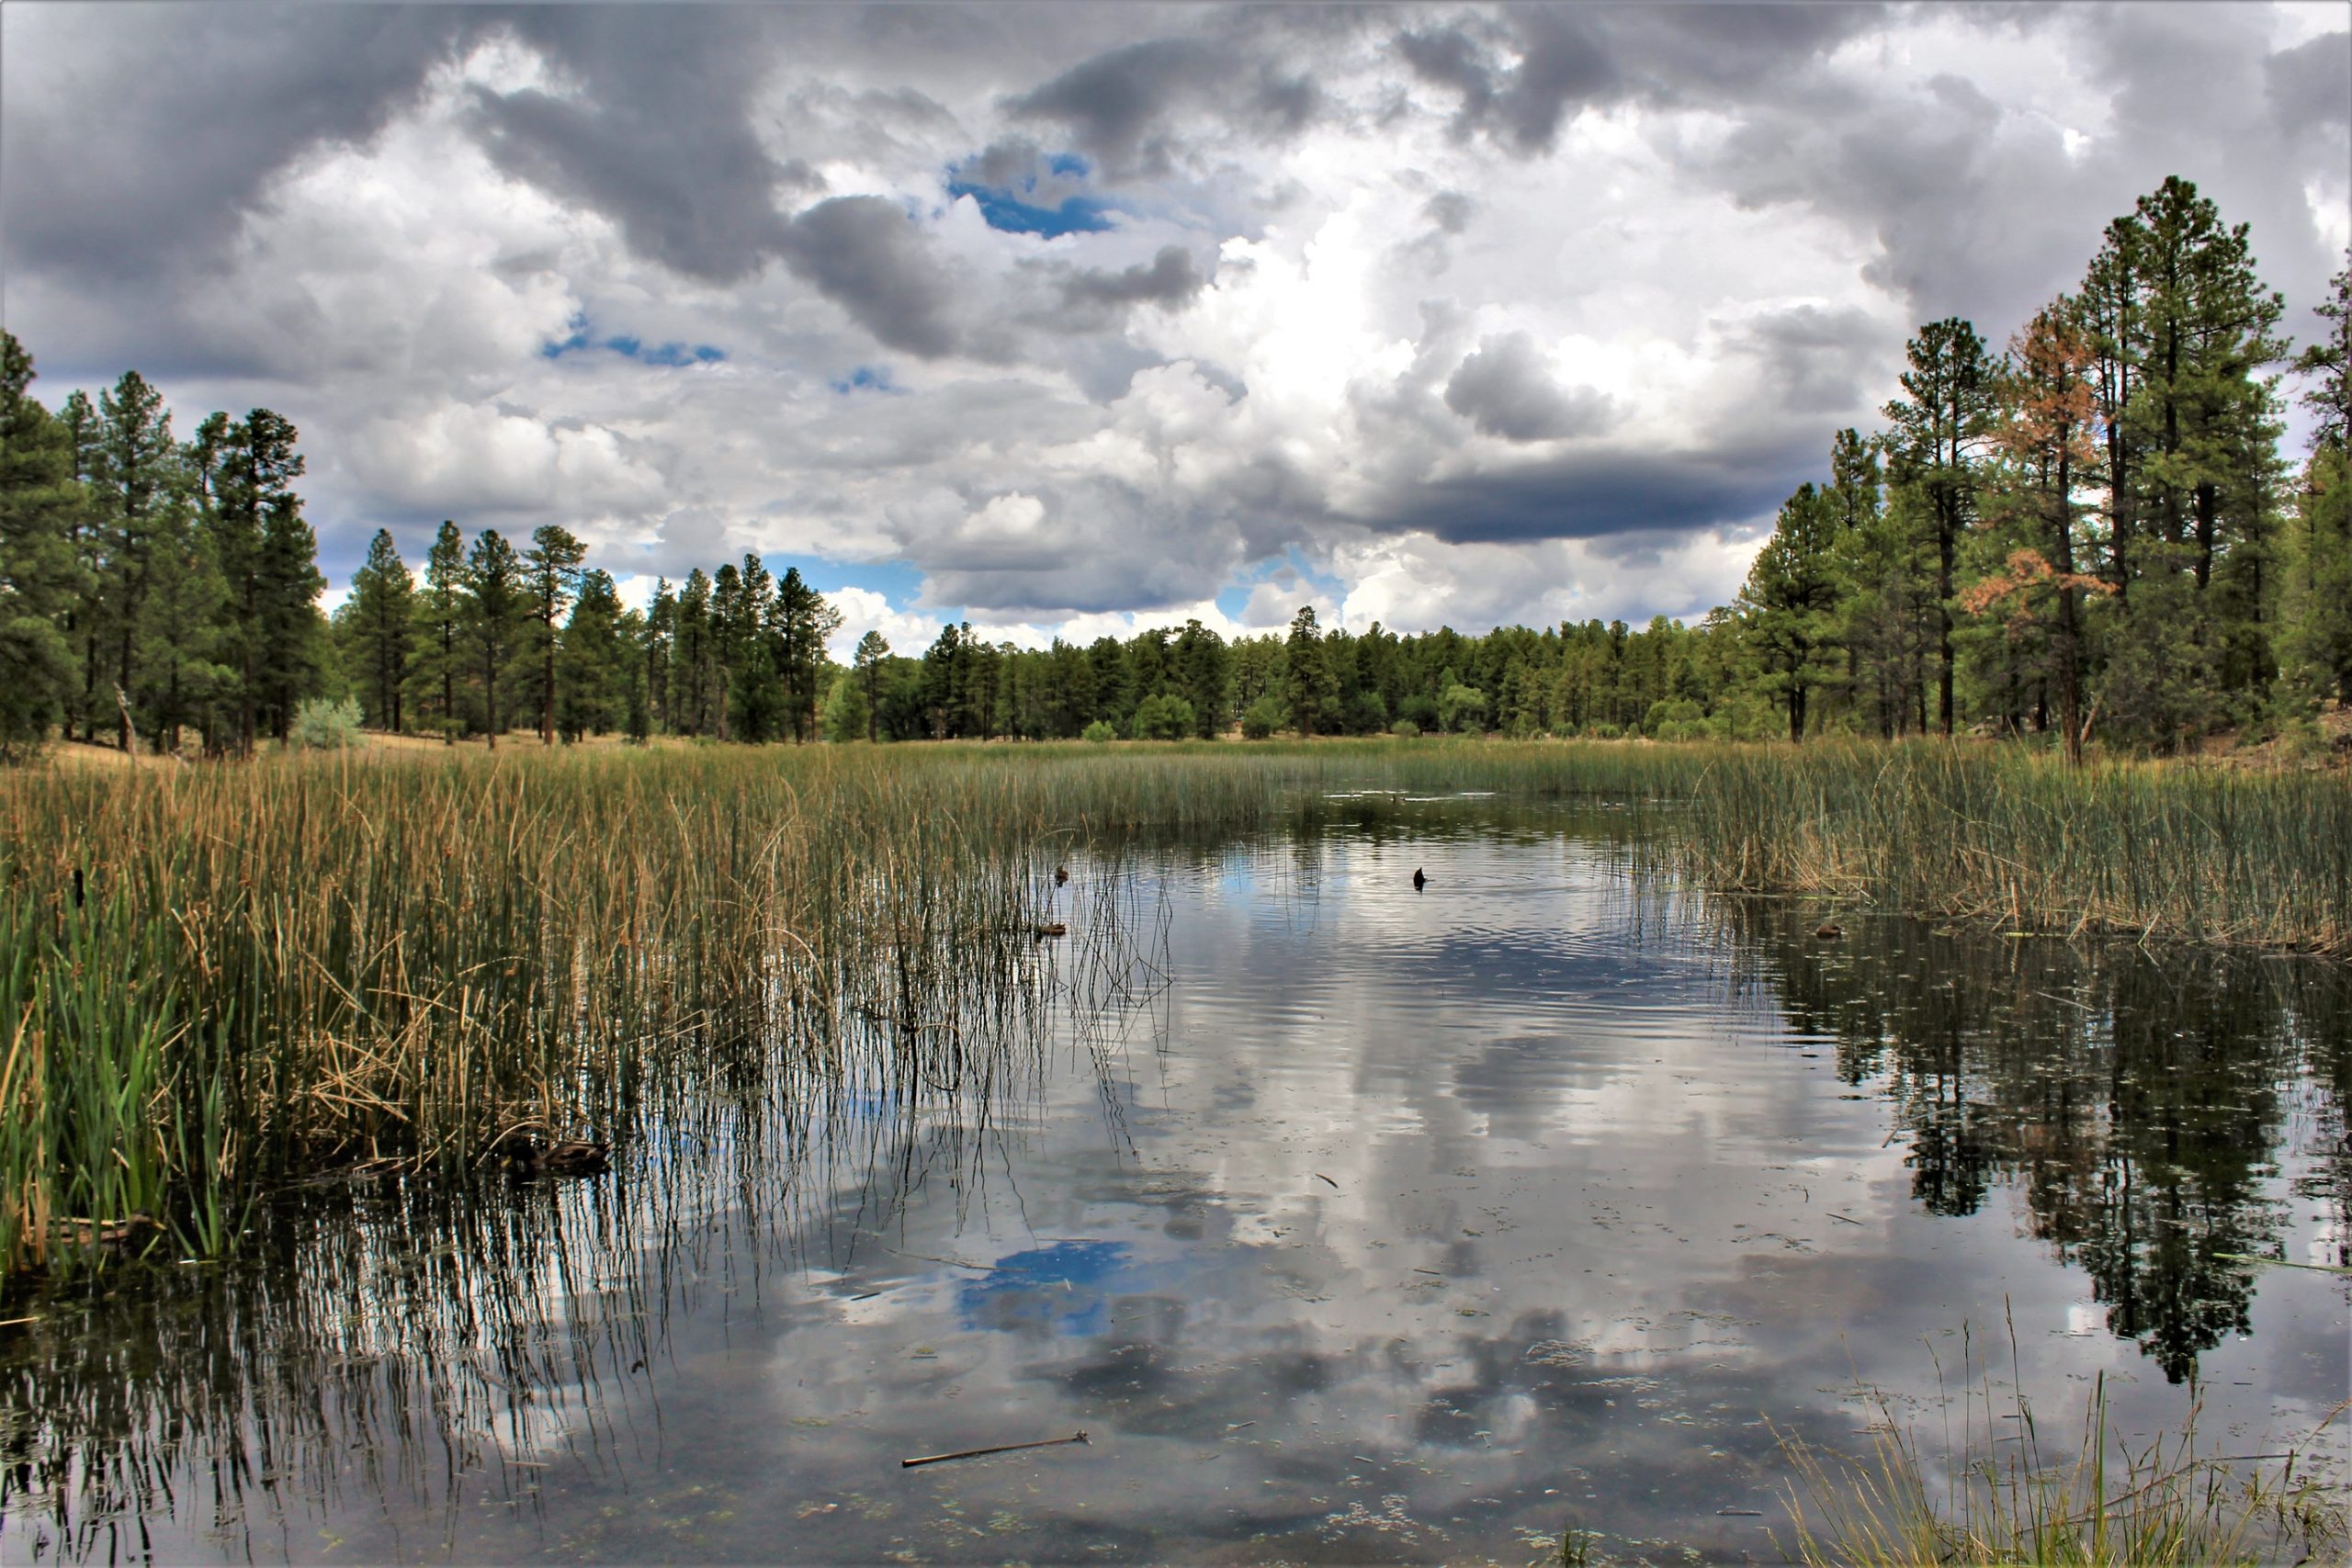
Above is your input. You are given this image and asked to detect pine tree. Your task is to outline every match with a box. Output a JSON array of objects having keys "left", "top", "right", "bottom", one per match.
[
  {"left": 2295, "top": 251, "right": 2350, "bottom": 455},
  {"left": 2283, "top": 259, "right": 2352, "bottom": 705},
  {"left": 345, "top": 528, "right": 415, "bottom": 732},
  {"left": 2094, "top": 177, "right": 2289, "bottom": 744},
  {"left": 853, "top": 629, "right": 889, "bottom": 743},
  {"left": 58, "top": 388, "right": 102, "bottom": 741},
  {"left": 135, "top": 448, "right": 229, "bottom": 752},
  {"left": 1971, "top": 301, "right": 2109, "bottom": 760},
  {"left": 673, "top": 569, "right": 715, "bottom": 736},
  {"left": 1883, "top": 319, "right": 1996, "bottom": 735},
  {"left": 95, "top": 370, "right": 175, "bottom": 750},
  {"left": 465, "top": 529, "right": 526, "bottom": 747},
  {"left": 415, "top": 521, "right": 467, "bottom": 741},
  {"left": 772, "top": 566, "right": 842, "bottom": 743},
  {"left": 253, "top": 444, "right": 326, "bottom": 742},
  {"left": 522, "top": 525, "right": 587, "bottom": 744},
  {"left": 1173, "top": 618, "right": 1230, "bottom": 738},
  {"left": 1283, "top": 605, "right": 1339, "bottom": 736},
  {"left": 1739, "top": 483, "right": 1843, "bottom": 742},
  {"left": 642, "top": 577, "right": 676, "bottom": 734},
  {"left": 0, "top": 332, "right": 80, "bottom": 757},
  {"left": 212, "top": 410, "right": 309, "bottom": 752},
  {"left": 556, "top": 568, "right": 626, "bottom": 740}
]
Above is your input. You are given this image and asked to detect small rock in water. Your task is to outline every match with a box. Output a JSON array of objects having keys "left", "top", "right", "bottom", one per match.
[{"left": 1814, "top": 922, "right": 1843, "bottom": 941}]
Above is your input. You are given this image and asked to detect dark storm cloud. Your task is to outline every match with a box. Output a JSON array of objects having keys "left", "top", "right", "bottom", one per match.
[
  {"left": 1397, "top": 4, "right": 1883, "bottom": 154},
  {"left": 2266, "top": 31, "right": 2352, "bottom": 131},
  {"left": 469, "top": 8, "right": 810, "bottom": 284},
  {"left": 1442, "top": 333, "right": 1614, "bottom": 442},
  {"left": 1734, "top": 304, "right": 1891, "bottom": 416},
  {"left": 775, "top": 197, "right": 966, "bottom": 360},
  {"left": 1060, "top": 246, "right": 1206, "bottom": 310},
  {"left": 1010, "top": 38, "right": 1227, "bottom": 172},
  {"left": 1, "top": 5, "right": 465, "bottom": 284},
  {"left": 1007, "top": 33, "right": 1324, "bottom": 175},
  {"left": 1374, "top": 446, "right": 1811, "bottom": 546}
]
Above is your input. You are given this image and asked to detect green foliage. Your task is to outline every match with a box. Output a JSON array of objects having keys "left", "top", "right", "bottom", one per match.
[
  {"left": 287, "top": 694, "right": 363, "bottom": 750},
  {"left": 1388, "top": 718, "right": 1420, "bottom": 739},
  {"left": 1129, "top": 691, "right": 1195, "bottom": 739},
  {"left": 341, "top": 528, "right": 413, "bottom": 733},
  {"left": 0, "top": 333, "right": 79, "bottom": 758},
  {"left": 1240, "top": 694, "right": 1287, "bottom": 739},
  {"left": 1436, "top": 676, "right": 1487, "bottom": 734},
  {"left": 1081, "top": 719, "right": 1117, "bottom": 743},
  {"left": 822, "top": 670, "right": 870, "bottom": 742}
]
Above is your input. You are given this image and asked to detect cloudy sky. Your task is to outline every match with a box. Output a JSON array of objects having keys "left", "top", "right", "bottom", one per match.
[{"left": 4, "top": 3, "right": 2346, "bottom": 656}]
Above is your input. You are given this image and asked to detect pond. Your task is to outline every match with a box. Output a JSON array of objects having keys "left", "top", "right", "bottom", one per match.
[{"left": 5, "top": 797, "right": 2347, "bottom": 1563}]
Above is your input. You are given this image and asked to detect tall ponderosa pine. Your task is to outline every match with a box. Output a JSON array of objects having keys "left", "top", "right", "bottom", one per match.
[
  {"left": 772, "top": 565, "right": 842, "bottom": 743},
  {"left": 58, "top": 388, "right": 102, "bottom": 740},
  {"left": 213, "top": 410, "right": 310, "bottom": 751},
  {"left": 2092, "top": 177, "right": 2289, "bottom": 743},
  {"left": 1883, "top": 319, "right": 1996, "bottom": 735},
  {"left": 556, "top": 568, "right": 627, "bottom": 740},
  {"left": 1283, "top": 605, "right": 1339, "bottom": 736},
  {"left": 852, "top": 629, "right": 889, "bottom": 743},
  {"left": 0, "top": 333, "right": 80, "bottom": 756},
  {"left": 465, "top": 529, "right": 527, "bottom": 747},
  {"left": 523, "top": 525, "right": 587, "bottom": 744},
  {"left": 134, "top": 458, "right": 227, "bottom": 753},
  {"left": 345, "top": 528, "right": 415, "bottom": 732},
  {"left": 96, "top": 370, "right": 175, "bottom": 750},
  {"left": 2284, "top": 257, "right": 2352, "bottom": 705},
  {"left": 416, "top": 521, "right": 467, "bottom": 741},
  {"left": 1973, "top": 302, "right": 2108, "bottom": 761},
  {"left": 1740, "top": 483, "right": 1843, "bottom": 742}
]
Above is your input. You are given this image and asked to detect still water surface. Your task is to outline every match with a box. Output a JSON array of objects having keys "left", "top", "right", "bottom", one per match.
[{"left": 6, "top": 799, "right": 2348, "bottom": 1563}]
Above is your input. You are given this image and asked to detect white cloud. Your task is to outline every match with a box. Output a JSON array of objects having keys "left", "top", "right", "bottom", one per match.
[{"left": 7, "top": 3, "right": 2342, "bottom": 638}]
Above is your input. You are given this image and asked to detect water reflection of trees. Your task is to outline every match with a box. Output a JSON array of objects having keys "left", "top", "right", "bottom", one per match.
[
  {"left": 1721, "top": 903, "right": 2350, "bottom": 1383},
  {"left": 0, "top": 869, "right": 1167, "bottom": 1563}
]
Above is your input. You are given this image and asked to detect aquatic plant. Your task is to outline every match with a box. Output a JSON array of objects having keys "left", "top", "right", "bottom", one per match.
[
  {"left": 1775, "top": 1322, "right": 2346, "bottom": 1567},
  {"left": 1683, "top": 740, "right": 2352, "bottom": 954},
  {"left": 6, "top": 736, "right": 2341, "bottom": 1280}
]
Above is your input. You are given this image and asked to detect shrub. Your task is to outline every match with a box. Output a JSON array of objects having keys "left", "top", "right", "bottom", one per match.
[
  {"left": 1081, "top": 719, "right": 1117, "bottom": 743},
  {"left": 1129, "top": 694, "right": 1194, "bottom": 740},
  {"left": 1389, "top": 719, "right": 1420, "bottom": 739},
  {"left": 1240, "top": 695, "right": 1288, "bottom": 739},
  {"left": 288, "top": 696, "right": 364, "bottom": 750},
  {"left": 1437, "top": 682, "right": 1487, "bottom": 734}
]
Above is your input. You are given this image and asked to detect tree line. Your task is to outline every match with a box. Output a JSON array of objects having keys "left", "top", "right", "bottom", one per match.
[
  {"left": 2, "top": 175, "right": 2344, "bottom": 761},
  {"left": 1734, "top": 177, "right": 2349, "bottom": 758}
]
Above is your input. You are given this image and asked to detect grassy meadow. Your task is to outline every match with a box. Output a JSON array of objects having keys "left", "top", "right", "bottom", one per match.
[{"left": 4, "top": 736, "right": 2346, "bottom": 1280}]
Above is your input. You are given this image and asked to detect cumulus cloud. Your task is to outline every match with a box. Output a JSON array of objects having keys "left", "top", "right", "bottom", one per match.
[
  {"left": 1442, "top": 333, "right": 1615, "bottom": 442},
  {"left": 3, "top": 2, "right": 2343, "bottom": 635},
  {"left": 777, "top": 197, "right": 971, "bottom": 359}
]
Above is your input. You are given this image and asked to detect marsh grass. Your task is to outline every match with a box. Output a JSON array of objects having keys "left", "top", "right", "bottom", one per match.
[
  {"left": 1776, "top": 1321, "right": 2347, "bottom": 1567},
  {"left": 1686, "top": 741, "right": 2351, "bottom": 954},
  {"left": 6, "top": 736, "right": 2342, "bottom": 1280}
]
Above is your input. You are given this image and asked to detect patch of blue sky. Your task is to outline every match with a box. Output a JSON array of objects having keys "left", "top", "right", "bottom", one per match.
[
  {"left": 955, "top": 1240, "right": 1132, "bottom": 1337},
  {"left": 1215, "top": 547, "right": 1348, "bottom": 625},
  {"left": 944, "top": 152, "right": 1121, "bottom": 239},
  {"left": 830, "top": 364, "right": 901, "bottom": 395},
  {"left": 947, "top": 181, "right": 1119, "bottom": 238},
  {"left": 541, "top": 317, "right": 724, "bottom": 366}
]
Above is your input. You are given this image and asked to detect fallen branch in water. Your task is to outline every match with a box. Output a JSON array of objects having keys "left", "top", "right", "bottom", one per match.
[{"left": 901, "top": 1430, "right": 1090, "bottom": 1469}]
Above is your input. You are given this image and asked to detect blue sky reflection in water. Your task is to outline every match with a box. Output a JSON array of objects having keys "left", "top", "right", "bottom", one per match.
[{"left": 3, "top": 801, "right": 2347, "bottom": 1563}]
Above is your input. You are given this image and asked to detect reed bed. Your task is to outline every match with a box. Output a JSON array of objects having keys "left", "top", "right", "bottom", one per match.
[
  {"left": 1682, "top": 742, "right": 2352, "bottom": 954},
  {"left": 6, "top": 736, "right": 2341, "bottom": 1280},
  {"left": 1776, "top": 1325, "right": 2346, "bottom": 1567}
]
